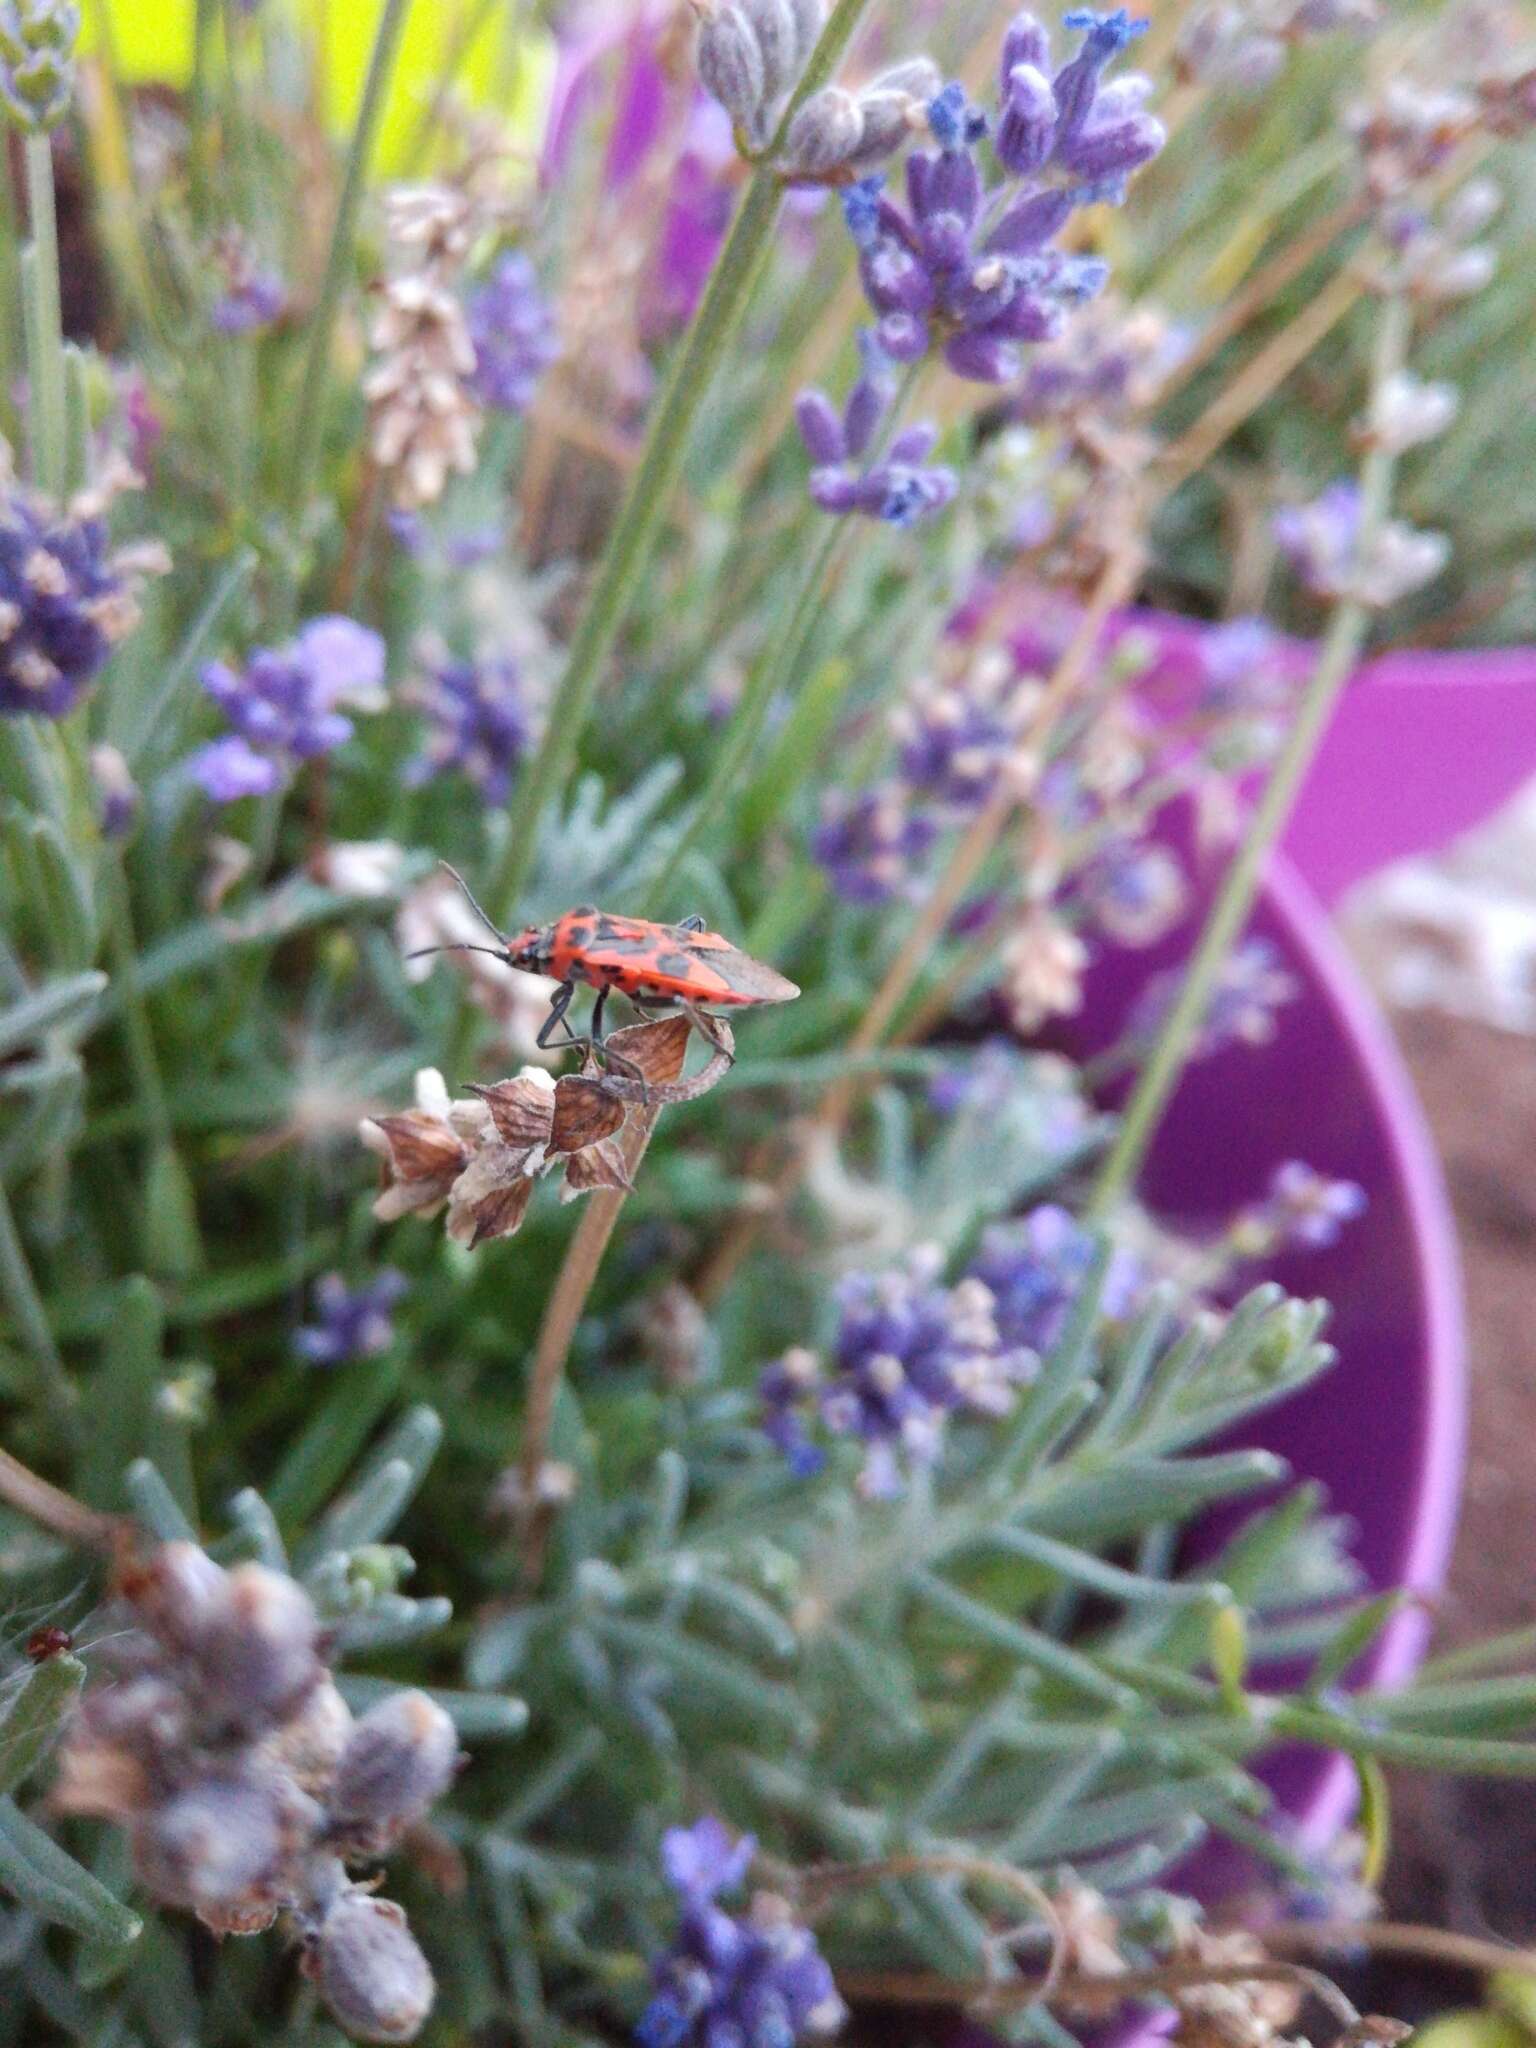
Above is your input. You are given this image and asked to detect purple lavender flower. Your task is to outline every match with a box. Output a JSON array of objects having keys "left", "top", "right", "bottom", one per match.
[
  {"left": 891, "top": 660, "right": 1021, "bottom": 808},
  {"left": 0, "top": 495, "right": 137, "bottom": 718},
  {"left": 810, "top": 784, "right": 938, "bottom": 904},
  {"left": 638, "top": 1819, "right": 844, "bottom": 2048},
  {"left": 295, "top": 1269, "right": 407, "bottom": 1368},
  {"left": 967, "top": 1204, "right": 1141, "bottom": 1354},
  {"left": 1077, "top": 836, "right": 1186, "bottom": 945},
  {"left": 795, "top": 334, "right": 957, "bottom": 527},
  {"left": 1242, "top": 1160, "right": 1368, "bottom": 1253},
  {"left": 90, "top": 742, "right": 139, "bottom": 840},
  {"left": 466, "top": 252, "right": 558, "bottom": 413},
  {"left": 1129, "top": 937, "right": 1299, "bottom": 1058},
  {"left": 1194, "top": 616, "right": 1290, "bottom": 715},
  {"left": 1273, "top": 480, "right": 1449, "bottom": 607},
  {"left": 190, "top": 615, "right": 386, "bottom": 802},
  {"left": 842, "top": 17, "right": 1163, "bottom": 386},
  {"left": 211, "top": 268, "right": 286, "bottom": 335},
  {"left": 805, "top": 1249, "right": 1035, "bottom": 1496},
  {"left": 760, "top": 1348, "right": 826, "bottom": 1477},
  {"left": 405, "top": 647, "right": 538, "bottom": 804}
]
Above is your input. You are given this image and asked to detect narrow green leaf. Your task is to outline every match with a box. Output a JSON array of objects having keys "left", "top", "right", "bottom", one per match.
[
  {"left": 337, "top": 1676, "right": 528, "bottom": 1740},
  {"left": 0, "top": 972, "right": 107, "bottom": 1061},
  {"left": 124, "top": 1458, "right": 196, "bottom": 1542},
  {"left": 0, "top": 1798, "right": 141, "bottom": 1947},
  {"left": 0, "top": 1652, "right": 84, "bottom": 1796}
]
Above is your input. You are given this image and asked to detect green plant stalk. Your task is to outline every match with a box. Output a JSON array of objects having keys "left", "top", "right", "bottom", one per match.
[
  {"left": 644, "top": 517, "right": 852, "bottom": 912},
  {"left": 1087, "top": 291, "right": 1412, "bottom": 1220},
  {"left": 0, "top": 1179, "right": 77, "bottom": 1445},
  {"left": 645, "top": 357, "right": 931, "bottom": 908},
  {"left": 106, "top": 862, "right": 170, "bottom": 1146},
  {"left": 22, "top": 134, "right": 66, "bottom": 501},
  {"left": 284, "top": 0, "right": 414, "bottom": 532},
  {"left": 482, "top": 0, "right": 876, "bottom": 931}
]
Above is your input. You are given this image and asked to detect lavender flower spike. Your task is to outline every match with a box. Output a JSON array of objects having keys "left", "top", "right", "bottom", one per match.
[
  {"left": 0, "top": 488, "right": 164, "bottom": 720},
  {"left": 295, "top": 1270, "right": 408, "bottom": 1368},
  {"left": 638, "top": 1818, "right": 845, "bottom": 2048},
  {"left": 190, "top": 615, "right": 387, "bottom": 803},
  {"left": 467, "top": 252, "right": 558, "bottom": 414},
  {"left": 796, "top": 332, "right": 956, "bottom": 526}
]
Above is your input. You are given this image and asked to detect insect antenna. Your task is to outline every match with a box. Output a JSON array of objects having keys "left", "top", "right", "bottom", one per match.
[
  {"left": 438, "top": 860, "right": 509, "bottom": 944},
  {"left": 405, "top": 942, "right": 512, "bottom": 963}
]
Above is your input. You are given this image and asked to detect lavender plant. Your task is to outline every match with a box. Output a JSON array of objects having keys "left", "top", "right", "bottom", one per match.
[{"left": 2, "top": 0, "right": 1536, "bottom": 2044}]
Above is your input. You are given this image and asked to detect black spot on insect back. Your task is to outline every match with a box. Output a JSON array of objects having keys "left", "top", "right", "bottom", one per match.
[{"left": 655, "top": 950, "right": 695, "bottom": 978}]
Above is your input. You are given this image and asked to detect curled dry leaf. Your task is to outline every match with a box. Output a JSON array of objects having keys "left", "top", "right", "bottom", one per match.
[{"left": 597, "top": 1014, "right": 737, "bottom": 1107}]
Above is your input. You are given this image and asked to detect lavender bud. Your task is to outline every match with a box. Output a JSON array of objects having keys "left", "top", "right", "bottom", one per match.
[
  {"left": 986, "top": 187, "right": 1074, "bottom": 255},
  {"left": 742, "top": 0, "right": 800, "bottom": 104},
  {"left": 781, "top": 86, "right": 865, "bottom": 175},
  {"left": 696, "top": 2, "right": 768, "bottom": 132},
  {"left": 130, "top": 1772, "right": 299, "bottom": 1921},
  {"left": 0, "top": 0, "right": 79, "bottom": 131},
  {"left": 786, "top": 0, "right": 823, "bottom": 65},
  {"left": 90, "top": 742, "right": 139, "bottom": 841},
  {"left": 195, "top": 1562, "right": 323, "bottom": 1736},
  {"left": 326, "top": 1690, "right": 459, "bottom": 1852},
  {"left": 996, "top": 62, "right": 1056, "bottom": 173},
  {"left": 1001, "top": 10, "right": 1052, "bottom": 81},
  {"left": 841, "top": 344, "right": 892, "bottom": 457},
  {"left": 136, "top": 1541, "right": 236, "bottom": 1650},
  {"left": 259, "top": 1676, "right": 355, "bottom": 1796},
  {"left": 313, "top": 1889, "right": 435, "bottom": 2045},
  {"left": 795, "top": 389, "right": 847, "bottom": 464},
  {"left": 1057, "top": 108, "right": 1165, "bottom": 180}
]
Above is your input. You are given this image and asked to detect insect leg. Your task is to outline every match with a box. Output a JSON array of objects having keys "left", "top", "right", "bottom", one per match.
[{"left": 535, "top": 981, "right": 581, "bottom": 1052}]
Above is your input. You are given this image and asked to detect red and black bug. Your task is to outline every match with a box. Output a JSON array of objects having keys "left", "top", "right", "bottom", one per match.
[
  {"left": 24, "top": 1625, "right": 73, "bottom": 1663},
  {"left": 410, "top": 865, "right": 799, "bottom": 1069}
]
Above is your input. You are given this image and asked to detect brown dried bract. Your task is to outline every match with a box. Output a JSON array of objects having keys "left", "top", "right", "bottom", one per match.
[
  {"left": 470, "top": 1074, "right": 558, "bottom": 1148},
  {"left": 550, "top": 1074, "right": 628, "bottom": 1153},
  {"left": 606, "top": 1014, "right": 692, "bottom": 1084},
  {"left": 596, "top": 1013, "right": 736, "bottom": 1107},
  {"left": 561, "top": 1135, "right": 633, "bottom": 1198}
]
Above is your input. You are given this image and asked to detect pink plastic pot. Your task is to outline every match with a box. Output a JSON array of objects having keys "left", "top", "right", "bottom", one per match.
[{"left": 1060, "top": 827, "right": 1466, "bottom": 1883}]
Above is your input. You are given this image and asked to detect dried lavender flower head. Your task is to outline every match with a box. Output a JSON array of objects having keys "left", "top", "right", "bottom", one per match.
[{"left": 54, "top": 1543, "right": 454, "bottom": 2042}]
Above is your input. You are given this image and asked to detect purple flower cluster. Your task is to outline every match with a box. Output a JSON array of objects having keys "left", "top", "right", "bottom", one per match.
[
  {"left": 969, "top": 1203, "right": 1142, "bottom": 1353},
  {"left": 637, "top": 1819, "right": 844, "bottom": 2048},
  {"left": 1232, "top": 1160, "right": 1367, "bottom": 1257},
  {"left": 404, "top": 644, "right": 539, "bottom": 804},
  {"left": 295, "top": 1269, "right": 407, "bottom": 1367},
  {"left": 812, "top": 652, "right": 1027, "bottom": 902},
  {"left": 0, "top": 494, "right": 139, "bottom": 719},
  {"left": 762, "top": 1247, "right": 1036, "bottom": 1496},
  {"left": 190, "top": 615, "right": 387, "bottom": 802},
  {"left": 55, "top": 1543, "right": 457, "bottom": 2042},
  {"left": 842, "top": 13, "right": 1164, "bottom": 387},
  {"left": 810, "top": 783, "right": 938, "bottom": 903},
  {"left": 1129, "top": 937, "right": 1299, "bottom": 1059},
  {"left": 211, "top": 266, "right": 286, "bottom": 335},
  {"left": 795, "top": 338, "right": 956, "bottom": 527},
  {"left": 1273, "top": 481, "right": 1449, "bottom": 608},
  {"left": 466, "top": 252, "right": 558, "bottom": 413}
]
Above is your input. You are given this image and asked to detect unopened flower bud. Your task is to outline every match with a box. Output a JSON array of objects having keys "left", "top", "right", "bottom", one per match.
[
  {"left": 696, "top": 1, "right": 769, "bottom": 133},
  {"left": 741, "top": 0, "right": 800, "bottom": 104},
  {"left": 781, "top": 85, "right": 865, "bottom": 175},
  {"left": 326, "top": 1690, "right": 459, "bottom": 1854},
  {"left": 130, "top": 1771, "right": 304, "bottom": 1921},
  {"left": 312, "top": 1889, "right": 435, "bottom": 2044},
  {"left": 195, "top": 1563, "right": 323, "bottom": 1736},
  {"left": 0, "top": 0, "right": 79, "bottom": 130},
  {"left": 996, "top": 61, "right": 1056, "bottom": 172}
]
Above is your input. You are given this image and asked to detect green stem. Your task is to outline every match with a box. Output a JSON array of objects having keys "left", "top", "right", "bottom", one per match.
[
  {"left": 0, "top": 1178, "right": 77, "bottom": 1445},
  {"left": 284, "top": 0, "right": 414, "bottom": 535},
  {"left": 22, "top": 133, "right": 66, "bottom": 501},
  {"left": 106, "top": 862, "right": 170, "bottom": 1146},
  {"left": 1086, "top": 292, "right": 1412, "bottom": 1221},
  {"left": 482, "top": 0, "right": 875, "bottom": 929},
  {"left": 645, "top": 515, "right": 853, "bottom": 913}
]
